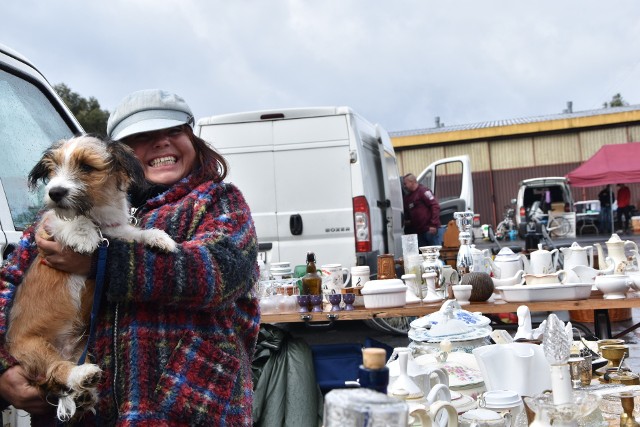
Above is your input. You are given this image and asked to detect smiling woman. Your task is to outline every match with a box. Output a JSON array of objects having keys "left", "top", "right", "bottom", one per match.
[{"left": 0, "top": 89, "right": 259, "bottom": 426}]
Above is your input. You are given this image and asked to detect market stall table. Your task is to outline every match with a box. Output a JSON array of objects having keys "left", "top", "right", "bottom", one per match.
[{"left": 260, "top": 293, "right": 640, "bottom": 339}]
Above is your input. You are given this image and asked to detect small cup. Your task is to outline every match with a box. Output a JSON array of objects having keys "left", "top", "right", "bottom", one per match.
[
  {"left": 328, "top": 293, "right": 342, "bottom": 311},
  {"left": 297, "top": 295, "right": 310, "bottom": 313},
  {"left": 342, "top": 293, "right": 356, "bottom": 310},
  {"left": 452, "top": 284, "right": 473, "bottom": 304}
]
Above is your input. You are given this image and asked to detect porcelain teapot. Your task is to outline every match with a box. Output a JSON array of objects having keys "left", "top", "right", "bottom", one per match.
[
  {"left": 560, "top": 242, "right": 593, "bottom": 271},
  {"left": 470, "top": 245, "right": 499, "bottom": 275},
  {"left": 594, "top": 234, "right": 639, "bottom": 273},
  {"left": 528, "top": 244, "right": 559, "bottom": 275},
  {"left": 492, "top": 248, "right": 529, "bottom": 279}
]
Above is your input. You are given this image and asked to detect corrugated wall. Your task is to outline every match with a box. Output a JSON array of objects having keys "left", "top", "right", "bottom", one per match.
[{"left": 395, "top": 124, "right": 640, "bottom": 227}]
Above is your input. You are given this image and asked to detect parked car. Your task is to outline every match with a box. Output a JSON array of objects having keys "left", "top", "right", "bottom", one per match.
[
  {"left": 0, "top": 44, "right": 83, "bottom": 264},
  {"left": 515, "top": 177, "right": 574, "bottom": 238},
  {"left": 0, "top": 43, "right": 82, "bottom": 426}
]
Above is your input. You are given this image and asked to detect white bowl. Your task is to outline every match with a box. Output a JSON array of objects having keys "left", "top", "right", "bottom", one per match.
[
  {"left": 595, "top": 274, "right": 632, "bottom": 299},
  {"left": 361, "top": 279, "right": 407, "bottom": 308}
]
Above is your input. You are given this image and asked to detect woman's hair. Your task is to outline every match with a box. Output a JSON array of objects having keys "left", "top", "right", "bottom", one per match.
[{"left": 184, "top": 126, "right": 228, "bottom": 182}]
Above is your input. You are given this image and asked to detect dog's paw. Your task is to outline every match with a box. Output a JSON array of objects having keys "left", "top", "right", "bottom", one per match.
[
  {"left": 143, "top": 229, "right": 178, "bottom": 252},
  {"left": 55, "top": 217, "right": 102, "bottom": 254},
  {"left": 73, "top": 388, "right": 99, "bottom": 411},
  {"left": 67, "top": 364, "right": 102, "bottom": 392}
]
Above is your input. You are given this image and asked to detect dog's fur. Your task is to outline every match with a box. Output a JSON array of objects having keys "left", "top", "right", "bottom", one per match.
[{"left": 6, "top": 135, "right": 176, "bottom": 420}]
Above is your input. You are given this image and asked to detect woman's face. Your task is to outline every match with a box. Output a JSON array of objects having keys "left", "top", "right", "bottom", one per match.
[{"left": 124, "top": 125, "right": 197, "bottom": 185}]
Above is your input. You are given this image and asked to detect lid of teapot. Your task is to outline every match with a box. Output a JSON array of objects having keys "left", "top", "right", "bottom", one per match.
[
  {"left": 563, "top": 242, "right": 589, "bottom": 251},
  {"left": 495, "top": 247, "right": 519, "bottom": 261},
  {"left": 460, "top": 408, "right": 504, "bottom": 421},
  {"left": 606, "top": 233, "right": 623, "bottom": 244}
]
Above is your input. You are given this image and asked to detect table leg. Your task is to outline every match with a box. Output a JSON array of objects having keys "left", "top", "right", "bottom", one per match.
[{"left": 593, "top": 309, "right": 612, "bottom": 339}]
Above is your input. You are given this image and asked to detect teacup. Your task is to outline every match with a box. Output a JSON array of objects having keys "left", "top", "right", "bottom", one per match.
[{"left": 524, "top": 270, "right": 566, "bottom": 286}]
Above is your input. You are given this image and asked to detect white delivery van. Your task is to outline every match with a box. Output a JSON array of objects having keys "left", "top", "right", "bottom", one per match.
[{"left": 197, "top": 107, "right": 404, "bottom": 274}]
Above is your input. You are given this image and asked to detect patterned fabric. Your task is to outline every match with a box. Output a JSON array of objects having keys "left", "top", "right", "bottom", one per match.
[{"left": 0, "top": 170, "right": 260, "bottom": 426}]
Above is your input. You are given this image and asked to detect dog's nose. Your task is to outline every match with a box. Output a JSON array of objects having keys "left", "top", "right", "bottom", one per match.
[{"left": 48, "top": 186, "right": 69, "bottom": 202}]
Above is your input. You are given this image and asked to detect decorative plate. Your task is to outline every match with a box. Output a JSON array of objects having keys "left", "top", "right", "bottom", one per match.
[
  {"left": 414, "top": 352, "right": 484, "bottom": 388},
  {"left": 410, "top": 309, "right": 492, "bottom": 330}
]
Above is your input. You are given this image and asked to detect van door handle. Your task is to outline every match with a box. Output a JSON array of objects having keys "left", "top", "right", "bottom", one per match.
[{"left": 290, "top": 214, "right": 303, "bottom": 235}]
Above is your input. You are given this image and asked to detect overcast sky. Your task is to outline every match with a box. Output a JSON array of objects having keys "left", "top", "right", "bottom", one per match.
[{"left": 3, "top": 1, "right": 640, "bottom": 133}]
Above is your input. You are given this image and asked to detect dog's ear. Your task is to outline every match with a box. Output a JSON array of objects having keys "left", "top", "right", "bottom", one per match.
[
  {"left": 28, "top": 142, "right": 62, "bottom": 190},
  {"left": 107, "top": 140, "right": 145, "bottom": 191}
]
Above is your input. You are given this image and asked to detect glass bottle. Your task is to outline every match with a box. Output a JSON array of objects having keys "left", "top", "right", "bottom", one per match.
[
  {"left": 358, "top": 348, "right": 389, "bottom": 394},
  {"left": 301, "top": 251, "right": 322, "bottom": 297}
]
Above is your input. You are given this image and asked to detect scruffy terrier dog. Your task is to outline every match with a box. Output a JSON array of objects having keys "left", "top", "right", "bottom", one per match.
[{"left": 6, "top": 135, "right": 176, "bottom": 421}]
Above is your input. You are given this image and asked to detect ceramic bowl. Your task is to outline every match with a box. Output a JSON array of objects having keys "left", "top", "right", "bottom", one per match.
[
  {"left": 360, "top": 279, "right": 407, "bottom": 308},
  {"left": 595, "top": 274, "right": 632, "bottom": 299}
]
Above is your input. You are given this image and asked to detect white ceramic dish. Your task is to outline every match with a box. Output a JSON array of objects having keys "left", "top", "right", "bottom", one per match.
[
  {"left": 410, "top": 301, "right": 492, "bottom": 329},
  {"left": 496, "top": 282, "right": 592, "bottom": 302},
  {"left": 360, "top": 279, "right": 407, "bottom": 308},
  {"left": 409, "top": 325, "right": 492, "bottom": 343}
]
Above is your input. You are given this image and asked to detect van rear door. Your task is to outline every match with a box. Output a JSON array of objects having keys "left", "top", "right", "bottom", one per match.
[
  {"left": 417, "top": 155, "right": 474, "bottom": 224},
  {"left": 375, "top": 124, "right": 403, "bottom": 258},
  {"left": 198, "top": 111, "right": 356, "bottom": 267}
]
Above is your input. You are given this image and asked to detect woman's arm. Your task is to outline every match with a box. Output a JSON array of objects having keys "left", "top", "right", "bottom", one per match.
[{"left": 106, "top": 182, "right": 258, "bottom": 310}]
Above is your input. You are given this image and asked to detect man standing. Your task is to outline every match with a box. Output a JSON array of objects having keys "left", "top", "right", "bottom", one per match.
[
  {"left": 403, "top": 173, "right": 441, "bottom": 247},
  {"left": 616, "top": 183, "right": 632, "bottom": 233},
  {"left": 598, "top": 185, "right": 614, "bottom": 234}
]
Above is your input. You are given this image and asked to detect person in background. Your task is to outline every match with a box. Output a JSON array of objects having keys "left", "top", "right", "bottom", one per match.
[
  {"left": 402, "top": 173, "right": 441, "bottom": 247},
  {"left": 598, "top": 184, "right": 615, "bottom": 234},
  {"left": 0, "top": 89, "right": 259, "bottom": 426},
  {"left": 616, "top": 183, "right": 632, "bottom": 234}
]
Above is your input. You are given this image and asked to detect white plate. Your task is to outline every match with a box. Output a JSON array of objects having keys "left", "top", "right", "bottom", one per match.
[
  {"left": 496, "top": 282, "right": 593, "bottom": 302},
  {"left": 414, "top": 352, "right": 484, "bottom": 388}
]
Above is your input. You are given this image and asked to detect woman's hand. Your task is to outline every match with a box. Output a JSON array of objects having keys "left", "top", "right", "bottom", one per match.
[
  {"left": 35, "top": 228, "right": 93, "bottom": 276},
  {"left": 0, "top": 366, "right": 51, "bottom": 415}
]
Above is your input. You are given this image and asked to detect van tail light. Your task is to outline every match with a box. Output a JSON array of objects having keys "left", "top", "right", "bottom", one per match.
[
  {"left": 564, "top": 203, "right": 570, "bottom": 212},
  {"left": 473, "top": 214, "right": 481, "bottom": 227},
  {"left": 353, "top": 196, "right": 371, "bottom": 253},
  {"left": 519, "top": 206, "right": 526, "bottom": 219}
]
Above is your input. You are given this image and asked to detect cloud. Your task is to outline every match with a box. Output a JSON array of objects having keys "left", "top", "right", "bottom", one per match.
[{"left": 3, "top": 0, "right": 640, "bottom": 132}]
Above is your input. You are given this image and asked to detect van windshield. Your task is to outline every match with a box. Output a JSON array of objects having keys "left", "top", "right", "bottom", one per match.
[{"left": 0, "top": 68, "right": 76, "bottom": 230}]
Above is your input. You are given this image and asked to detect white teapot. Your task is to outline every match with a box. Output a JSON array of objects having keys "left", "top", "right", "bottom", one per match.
[
  {"left": 560, "top": 242, "right": 593, "bottom": 271},
  {"left": 594, "top": 233, "right": 639, "bottom": 273},
  {"left": 492, "top": 248, "right": 529, "bottom": 279},
  {"left": 529, "top": 245, "right": 559, "bottom": 275}
]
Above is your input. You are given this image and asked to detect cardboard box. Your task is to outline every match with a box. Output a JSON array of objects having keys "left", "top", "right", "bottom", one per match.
[{"left": 550, "top": 202, "right": 565, "bottom": 213}]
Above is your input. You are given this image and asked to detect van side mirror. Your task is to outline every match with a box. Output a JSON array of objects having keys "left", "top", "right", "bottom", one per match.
[{"left": 510, "top": 198, "right": 517, "bottom": 205}]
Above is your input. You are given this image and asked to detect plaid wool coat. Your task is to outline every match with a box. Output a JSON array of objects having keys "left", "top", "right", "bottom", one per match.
[{"left": 0, "top": 171, "right": 260, "bottom": 426}]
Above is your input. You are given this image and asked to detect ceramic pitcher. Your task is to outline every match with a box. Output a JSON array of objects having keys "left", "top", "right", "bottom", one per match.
[
  {"left": 594, "top": 234, "right": 639, "bottom": 273},
  {"left": 470, "top": 245, "right": 498, "bottom": 275},
  {"left": 529, "top": 245, "right": 559, "bottom": 275},
  {"left": 560, "top": 242, "right": 593, "bottom": 270},
  {"left": 493, "top": 247, "right": 529, "bottom": 279}
]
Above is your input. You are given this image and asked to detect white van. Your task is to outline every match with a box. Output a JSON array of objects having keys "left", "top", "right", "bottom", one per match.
[{"left": 196, "top": 107, "right": 404, "bottom": 274}]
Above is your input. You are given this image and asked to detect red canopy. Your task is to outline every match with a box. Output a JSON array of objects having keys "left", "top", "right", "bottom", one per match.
[{"left": 566, "top": 143, "right": 640, "bottom": 187}]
